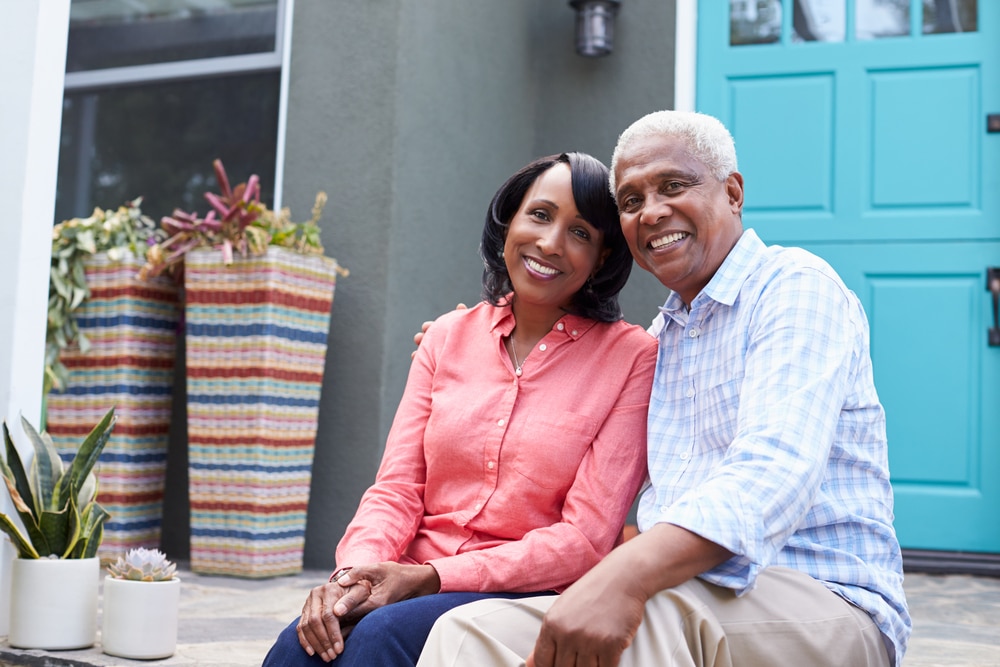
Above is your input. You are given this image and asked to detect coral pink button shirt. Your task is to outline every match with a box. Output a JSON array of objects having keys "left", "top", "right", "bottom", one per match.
[{"left": 336, "top": 301, "right": 655, "bottom": 594}]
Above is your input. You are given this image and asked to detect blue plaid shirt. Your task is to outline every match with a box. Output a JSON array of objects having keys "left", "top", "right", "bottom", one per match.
[{"left": 637, "top": 229, "right": 911, "bottom": 665}]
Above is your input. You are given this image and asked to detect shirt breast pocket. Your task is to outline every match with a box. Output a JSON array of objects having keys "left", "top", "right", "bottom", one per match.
[
  {"left": 505, "top": 413, "right": 599, "bottom": 491},
  {"left": 699, "top": 377, "right": 742, "bottom": 448}
]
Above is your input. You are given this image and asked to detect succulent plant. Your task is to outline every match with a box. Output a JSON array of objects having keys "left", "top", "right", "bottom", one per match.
[
  {"left": 0, "top": 406, "right": 115, "bottom": 559},
  {"left": 107, "top": 547, "right": 177, "bottom": 582},
  {"left": 46, "top": 199, "right": 164, "bottom": 395}
]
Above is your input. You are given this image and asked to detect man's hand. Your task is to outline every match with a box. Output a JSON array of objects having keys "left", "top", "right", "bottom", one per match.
[
  {"left": 296, "top": 579, "right": 372, "bottom": 662},
  {"left": 526, "top": 556, "right": 647, "bottom": 667},
  {"left": 411, "top": 303, "right": 467, "bottom": 358},
  {"left": 527, "top": 524, "right": 733, "bottom": 667},
  {"left": 332, "top": 562, "right": 441, "bottom": 620}
]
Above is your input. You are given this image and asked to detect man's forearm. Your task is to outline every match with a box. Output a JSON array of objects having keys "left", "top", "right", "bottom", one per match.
[{"left": 605, "top": 522, "right": 733, "bottom": 601}]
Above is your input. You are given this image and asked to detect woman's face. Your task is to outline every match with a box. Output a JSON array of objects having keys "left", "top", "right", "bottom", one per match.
[{"left": 503, "top": 163, "right": 607, "bottom": 313}]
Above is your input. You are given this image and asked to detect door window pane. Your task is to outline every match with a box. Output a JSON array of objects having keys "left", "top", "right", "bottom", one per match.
[
  {"left": 923, "top": 0, "right": 977, "bottom": 33},
  {"left": 731, "top": 0, "right": 782, "bottom": 45},
  {"left": 793, "top": 0, "right": 846, "bottom": 42},
  {"left": 67, "top": 0, "right": 278, "bottom": 72},
  {"left": 857, "top": 0, "right": 910, "bottom": 39},
  {"left": 56, "top": 72, "right": 280, "bottom": 224}
]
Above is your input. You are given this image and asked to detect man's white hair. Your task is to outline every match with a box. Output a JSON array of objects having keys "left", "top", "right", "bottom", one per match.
[{"left": 609, "top": 110, "right": 738, "bottom": 193}]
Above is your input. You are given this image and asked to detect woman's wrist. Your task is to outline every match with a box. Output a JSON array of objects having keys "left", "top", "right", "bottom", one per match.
[{"left": 414, "top": 564, "right": 441, "bottom": 596}]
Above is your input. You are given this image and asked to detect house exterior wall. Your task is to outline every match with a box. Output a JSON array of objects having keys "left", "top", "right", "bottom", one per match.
[{"left": 158, "top": 0, "right": 676, "bottom": 570}]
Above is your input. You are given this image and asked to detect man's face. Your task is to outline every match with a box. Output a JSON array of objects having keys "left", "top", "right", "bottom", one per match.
[{"left": 613, "top": 134, "right": 744, "bottom": 305}]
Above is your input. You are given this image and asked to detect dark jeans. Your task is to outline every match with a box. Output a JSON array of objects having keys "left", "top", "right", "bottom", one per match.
[{"left": 262, "top": 591, "right": 551, "bottom": 667}]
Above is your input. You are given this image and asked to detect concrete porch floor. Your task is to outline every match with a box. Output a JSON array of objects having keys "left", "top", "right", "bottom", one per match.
[{"left": 0, "top": 566, "right": 997, "bottom": 666}]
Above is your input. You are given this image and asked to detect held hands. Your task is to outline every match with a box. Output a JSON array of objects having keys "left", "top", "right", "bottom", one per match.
[
  {"left": 296, "top": 577, "right": 372, "bottom": 662},
  {"left": 296, "top": 562, "right": 442, "bottom": 662},
  {"left": 411, "top": 303, "right": 467, "bottom": 358}
]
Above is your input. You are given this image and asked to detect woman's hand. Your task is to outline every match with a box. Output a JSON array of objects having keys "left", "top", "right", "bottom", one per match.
[
  {"left": 296, "top": 578, "right": 373, "bottom": 662},
  {"left": 333, "top": 562, "right": 442, "bottom": 620}
]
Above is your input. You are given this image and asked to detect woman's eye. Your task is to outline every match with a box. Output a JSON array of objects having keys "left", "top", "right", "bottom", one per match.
[
  {"left": 530, "top": 209, "right": 550, "bottom": 221},
  {"left": 572, "top": 228, "right": 592, "bottom": 241}
]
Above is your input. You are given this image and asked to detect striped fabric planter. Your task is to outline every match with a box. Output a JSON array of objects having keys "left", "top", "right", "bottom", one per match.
[
  {"left": 184, "top": 247, "right": 338, "bottom": 578},
  {"left": 46, "top": 251, "right": 181, "bottom": 559}
]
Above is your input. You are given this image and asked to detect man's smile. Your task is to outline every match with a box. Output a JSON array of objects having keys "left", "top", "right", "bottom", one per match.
[{"left": 648, "top": 231, "right": 689, "bottom": 250}]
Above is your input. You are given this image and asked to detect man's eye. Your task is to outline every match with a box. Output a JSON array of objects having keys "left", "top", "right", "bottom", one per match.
[{"left": 619, "top": 195, "right": 641, "bottom": 211}]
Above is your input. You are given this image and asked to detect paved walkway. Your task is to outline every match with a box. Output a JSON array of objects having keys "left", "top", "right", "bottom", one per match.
[{"left": 1, "top": 567, "right": 997, "bottom": 666}]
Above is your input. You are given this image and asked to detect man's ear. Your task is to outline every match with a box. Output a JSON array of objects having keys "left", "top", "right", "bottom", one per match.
[{"left": 726, "top": 172, "right": 744, "bottom": 213}]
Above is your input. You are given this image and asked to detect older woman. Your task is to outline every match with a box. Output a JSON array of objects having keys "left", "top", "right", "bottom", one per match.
[{"left": 263, "top": 152, "right": 656, "bottom": 666}]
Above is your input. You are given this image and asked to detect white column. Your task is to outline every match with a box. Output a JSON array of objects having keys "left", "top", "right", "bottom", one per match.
[{"left": 0, "top": 0, "right": 71, "bottom": 636}]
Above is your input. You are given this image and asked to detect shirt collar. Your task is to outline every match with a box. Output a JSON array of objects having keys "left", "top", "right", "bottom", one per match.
[
  {"left": 660, "top": 228, "right": 764, "bottom": 315},
  {"left": 489, "top": 297, "right": 597, "bottom": 340}
]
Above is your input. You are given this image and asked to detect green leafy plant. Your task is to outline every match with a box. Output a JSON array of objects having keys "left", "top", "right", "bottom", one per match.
[
  {"left": 140, "top": 159, "right": 346, "bottom": 280},
  {"left": 107, "top": 547, "right": 177, "bottom": 581},
  {"left": 46, "top": 199, "right": 164, "bottom": 395},
  {"left": 0, "top": 406, "right": 116, "bottom": 559}
]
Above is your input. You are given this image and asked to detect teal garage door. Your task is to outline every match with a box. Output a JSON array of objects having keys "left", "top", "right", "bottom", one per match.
[{"left": 696, "top": 0, "right": 1000, "bottom": 553}]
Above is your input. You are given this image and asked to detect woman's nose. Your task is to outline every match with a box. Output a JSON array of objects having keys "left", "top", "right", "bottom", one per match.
[{"left": 536, "top": 225, "right": 564, "bottom": 255}]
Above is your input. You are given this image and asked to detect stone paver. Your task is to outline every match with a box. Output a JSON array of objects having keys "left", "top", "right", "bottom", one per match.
[{"left": 1, "top": 568, "right": 997, "bottom": 666}]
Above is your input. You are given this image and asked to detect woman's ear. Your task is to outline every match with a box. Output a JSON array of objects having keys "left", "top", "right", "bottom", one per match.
[{"left": 593, "top": 247, "right": 612, "bottom": 278}]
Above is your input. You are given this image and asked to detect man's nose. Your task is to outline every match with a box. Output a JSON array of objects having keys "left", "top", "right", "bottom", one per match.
[{"left": 639, "top": 195, "right": 671, "bottom": 226}]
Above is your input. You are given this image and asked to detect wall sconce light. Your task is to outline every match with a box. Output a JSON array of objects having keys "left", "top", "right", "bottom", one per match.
[{"left": 569, "top": 0, "right": 621, "bottom": 57}]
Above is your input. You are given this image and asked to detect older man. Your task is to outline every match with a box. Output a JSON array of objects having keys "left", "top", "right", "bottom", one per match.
[{"left": 416, "top": 111, "right": 911, "bottom": 667}]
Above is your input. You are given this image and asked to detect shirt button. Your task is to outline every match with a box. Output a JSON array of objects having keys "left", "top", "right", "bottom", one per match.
[
  {"left": 497, "top": 419, "right": 505, "bottom": 427},
  {"left": 571, "top": 330, "right": 578, "bottom": 336},
  {"left": 487, "top": 461, "right": 495, "bottom": 470},
  {"left": 680, "top": 451, "right": 690, "bottom": 461},
  {"left": 539, "top": 344, "right": 547, "bottom": 351},
  {"left": 556, "top": 323, "right": 565, "bottom": 331},
  {"left": 685, "top": 387, "right": 695, "bottom": 398},
  {"left": 474, "top": 503, "right": 482, "bottom": 511},
  {"left": 688, "top": 328, "right": 699, "bottom": 338}
]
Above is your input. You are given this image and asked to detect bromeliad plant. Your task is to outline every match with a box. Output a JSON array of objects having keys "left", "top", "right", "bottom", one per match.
[
  {"left": 140, "top": 159, "right": 345, "bottom": 281},
  {"left": 46, "top": 199, "right": 164, "bottom": 395},
  {"left": 107, "top": 547, "right": 177, "bottom": 581},
  {"left": 0, "top": 406, "right": 116, "bottom": 559}
]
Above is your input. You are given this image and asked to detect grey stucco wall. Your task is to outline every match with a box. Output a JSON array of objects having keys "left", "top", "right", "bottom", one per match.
[{"left": 161, "top": 0, "right": 676, "bottom": 570}]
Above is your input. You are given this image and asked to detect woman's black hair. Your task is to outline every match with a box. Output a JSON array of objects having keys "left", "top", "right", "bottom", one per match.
[{"left": 480, "top": 152, "right": 632, "bottom": 322}]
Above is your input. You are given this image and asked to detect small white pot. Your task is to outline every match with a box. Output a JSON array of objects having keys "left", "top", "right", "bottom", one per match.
[
  {"left": 101, "top": 575, "right": 181, "bottom": 659},
  {"left": 9, "top": 557, "right": 100, "bottom": 649}
]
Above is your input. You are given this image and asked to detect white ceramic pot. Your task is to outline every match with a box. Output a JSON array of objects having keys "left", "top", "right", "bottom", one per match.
[
  {"left": 101, "top": 575, "right": 180, "bottom": 659},
  {"left": 8, "top": 557, "right": 100, "bottom": 649}
]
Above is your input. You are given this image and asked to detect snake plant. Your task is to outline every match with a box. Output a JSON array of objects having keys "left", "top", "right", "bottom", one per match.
[{"left": 0, "top": 406, "right": 116, "bottom": 559}]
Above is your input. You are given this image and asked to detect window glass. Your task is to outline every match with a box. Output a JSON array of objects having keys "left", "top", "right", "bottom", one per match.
[
  {"left": 730, "top": 0, "right": 782, "bottom": 45},
  {"left": 66, "top": 0, "right": 278, "bottom": 72},
  {"left": 56, "top": 72, "right": 280, "bottom": 224},
  {"left": 923, "top": 0, "right": 977, "bottom": 33},
  {"left": 856, "top": 0, "right": 910, "bottom": 39},
  {"left": 793, "top": 0, "right": 846, "bottom": 42}
]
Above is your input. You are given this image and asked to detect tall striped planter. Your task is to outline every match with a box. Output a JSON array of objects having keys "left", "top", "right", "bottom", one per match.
[
  {"left": 46, "top": 251, "right": 181, "bottom": 559},
  {"left": 184, "top": 247, "right": 339, "bottom": 578}
]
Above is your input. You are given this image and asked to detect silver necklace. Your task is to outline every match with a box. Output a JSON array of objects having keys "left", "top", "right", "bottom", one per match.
[{"left": 508, "top": 335, "right": 523, "bottom": 376}]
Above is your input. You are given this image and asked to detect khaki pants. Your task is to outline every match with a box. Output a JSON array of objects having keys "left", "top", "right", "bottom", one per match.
[{"left": 417, "top": 567, "right": 890, "bottom": 667}]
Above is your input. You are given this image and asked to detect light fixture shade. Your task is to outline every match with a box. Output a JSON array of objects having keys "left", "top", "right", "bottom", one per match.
[{"left": 570, "top": 0, "right": 621, "bottom": 57}]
